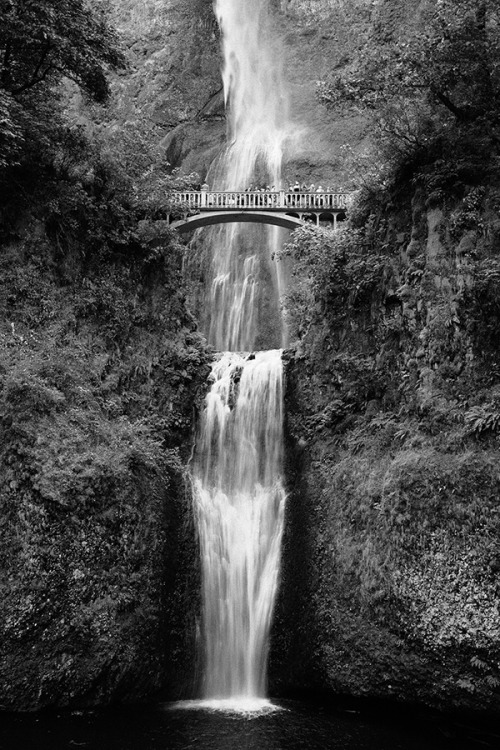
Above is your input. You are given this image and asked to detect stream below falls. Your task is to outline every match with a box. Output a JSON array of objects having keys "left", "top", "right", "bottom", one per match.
[{"left": 0, "top": 699, "right": 494, "bottom": 750}]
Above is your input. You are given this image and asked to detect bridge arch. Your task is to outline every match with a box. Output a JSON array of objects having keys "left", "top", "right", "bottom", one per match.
[{"left": 171, "top": 211, "right": 305, "bottom": 233}]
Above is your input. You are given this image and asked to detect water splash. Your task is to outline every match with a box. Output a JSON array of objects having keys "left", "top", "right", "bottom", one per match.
[
  {"left": 193, "top": 351, "right": 286, "bottom": 700},
  {"left": 172, "top": 697, "right": 281, "bottom": 716}
]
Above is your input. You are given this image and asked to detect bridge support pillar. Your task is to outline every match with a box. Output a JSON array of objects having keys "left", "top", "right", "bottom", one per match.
[{"left": 333, "top": 214, "right": 337, "bottom": 231}]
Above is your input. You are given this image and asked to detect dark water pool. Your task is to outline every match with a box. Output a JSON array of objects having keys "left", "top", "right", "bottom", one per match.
[{"left": 0, "top": 699, "right": 496, "bottom": 750}]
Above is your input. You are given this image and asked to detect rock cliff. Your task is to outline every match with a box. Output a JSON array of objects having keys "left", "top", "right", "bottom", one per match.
[
  {"left": 2, "top": 0, "right": 499, "bottom": 716},
  {"left": 0, "top": 222, "right": 207, "bottom": 709},
  {"left": 272, "top": 179, "right": 500, "bottom": 712}
]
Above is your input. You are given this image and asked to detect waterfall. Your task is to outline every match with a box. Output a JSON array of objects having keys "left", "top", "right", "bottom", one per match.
[
  {"left": 190, "top": 0, "right": 289, "bottom": 710},
  {"left": 214, "top": 0, "right": 290, "bottom": 189},
  {"left": 203, "top": 0, "right": 292, "bottom": 353},
  {"left": 193, "top": 352, "right": 286, "bottom": 704}
]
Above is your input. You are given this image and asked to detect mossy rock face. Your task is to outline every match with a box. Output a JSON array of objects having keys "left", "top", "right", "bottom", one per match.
[
  {"left": 0, "top": 450, "right": 179, "bottom": 709},
  {"left": 0, "top": 229, "right": 207, "bottom": 710},
  {"left": 272, "top": 181, "right": 500, "bottom": 714},
  {"left": 273, "top": 361, "right": 500, "bottom": 712}
]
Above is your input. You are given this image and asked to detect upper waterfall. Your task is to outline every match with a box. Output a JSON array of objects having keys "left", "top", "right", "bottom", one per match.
[
  {"left": 199, "top": 0, "right": 292, "bottom": 352},
  {"left": 214, "top": 0, "right": 292, "bottom": 190}
]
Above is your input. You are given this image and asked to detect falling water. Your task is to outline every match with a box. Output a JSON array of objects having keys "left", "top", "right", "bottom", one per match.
[
  {"left": 193, "top": 352, "right": 286, "bottom": 704},
  {"left": 215, "top": 0, "right": 290, "bottom": 188},
  {"left": 191, "top": 0, "right": 289, "bottom": 709},
  {"left": 203, "top": 0, "right": 293, "bottom": 352}
]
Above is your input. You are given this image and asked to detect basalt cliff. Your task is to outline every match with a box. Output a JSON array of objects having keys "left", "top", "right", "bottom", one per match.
[{"left": 0, "top": 0, "right": 499, "bottom": 718}]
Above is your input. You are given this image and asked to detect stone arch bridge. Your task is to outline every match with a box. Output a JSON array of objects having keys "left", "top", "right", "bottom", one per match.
[{"left": 168, "top": 190, "right": 352, "bottom": 232}]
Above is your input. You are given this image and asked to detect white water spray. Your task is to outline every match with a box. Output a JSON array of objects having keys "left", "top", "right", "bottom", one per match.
[
  {"left": 214, "top": 0, "right": 290, "bottom": 190},
  {"left": 193, "top": 351, "right": 286, "bottom": 701},
  {"left": 203, "top": 0, "right": 292, "bottom": 352},
  {"left": 191, "top": 0, "right": 290, "bottom": 709}
]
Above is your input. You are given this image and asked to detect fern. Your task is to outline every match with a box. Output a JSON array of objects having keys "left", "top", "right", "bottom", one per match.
[
  {"left": 464, "top": 405, "right": 500, "bottom": 437},
  {"left": 486, "top": 675, "right": 500, "bottom": 689},
  {"left": 456, "top": 678, "right": 476, "bottom": 693},
  {"left": 470, "top": 656, "right": 489, "bottom": 673}
]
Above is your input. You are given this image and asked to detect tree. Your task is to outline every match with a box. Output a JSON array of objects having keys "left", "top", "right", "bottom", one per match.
[
  {"left": 319, "top": 0, "right": 500, "bottom": 157},
  {"left": 0, "top": 0, "right": 124, "bottom": 103},
  {"left": 0, "top": 1, "right": 126, "bottom": 204},
  {"left": 0, "top": 88, "right": 22, "bottom": 168}
]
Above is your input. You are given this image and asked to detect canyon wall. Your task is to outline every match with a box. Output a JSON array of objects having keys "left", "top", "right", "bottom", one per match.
[
  {"left": 2, "top": 0, "right": 499, "bottom": 714},
  {"left": 268, "top": 0, "right": 500, "bottom": 713},
  {"left": 0, "top": 223, "right": 207, "bottom": 709},
  {"left": 272, "top": 180, "right": 500, "bottom": 712}
]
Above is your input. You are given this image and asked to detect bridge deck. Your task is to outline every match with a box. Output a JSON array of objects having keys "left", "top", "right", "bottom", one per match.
[{"left": 171, "top": 190, "right": 351, "bottom": 213}]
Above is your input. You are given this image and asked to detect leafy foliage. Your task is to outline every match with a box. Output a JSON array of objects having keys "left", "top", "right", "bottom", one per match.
[
  {"left": 280, "top": 223, "right": 389, "bottom": 340},
  {"left": 0, "top": 224, "right": 208, "bottom": 707},
  {"left": 279, "top": 0, "right": 500, "bottom": 709},
  {"left": 463, "top": 258, "right": 500, "bottom": 375},
  {"left": 0, "top": 0, "right": 124, "bottom": 101},
  {"left": 321, "top": 0, "right": 500, "bottom": 122},
  {"left": 0, "top": 0, "right": 126, "bottom": 206},
  {"left": 101, "top": 117, "right": 199, "bottom": 220},
  {"left": 464, "top": 404, "right": 500, "bottom": 437},
  {"left": 0, "top": 88, "right": 22, "bottom": 167},
  {"left": 319, "top": 0, "right": 500, "bottom": 183}
]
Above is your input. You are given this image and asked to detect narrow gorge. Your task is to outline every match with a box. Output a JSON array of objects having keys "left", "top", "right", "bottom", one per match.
[{"left": 0, "top": 0, "right": 499, "bottom": 746}]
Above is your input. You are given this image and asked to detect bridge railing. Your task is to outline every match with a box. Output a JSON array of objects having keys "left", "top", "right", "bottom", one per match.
[
  {"left": 283, "top": 192, "right": 351, "bottom": 210},
  {"left": 171, "top": 190, "right": 352, "bottom": 211}
]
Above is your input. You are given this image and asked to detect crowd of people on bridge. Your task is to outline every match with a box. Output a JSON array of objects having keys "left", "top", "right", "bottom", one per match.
[
  {"left": 285, "top": 181, "right": 336, "bottom": 208},
  {"left": 241, "top": 181, "right": 335, "bottom": 194},
  {"left": 199, "top": 180, "right": 338, "bottom": 209}
]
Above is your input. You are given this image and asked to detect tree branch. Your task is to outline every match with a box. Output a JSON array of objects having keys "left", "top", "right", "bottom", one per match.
[
  {"left": 430, "top": 86, "right": 467, "bottom": 120},
  {"left": 11, "top": 42, "right": 53, "bottom": 95},
  {"left": 1, "top": 41, "right": 12, "bottom": 86}
]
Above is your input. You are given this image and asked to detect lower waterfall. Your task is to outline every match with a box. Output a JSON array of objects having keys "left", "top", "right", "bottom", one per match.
[{"left": 192, "top": 350, "right": 286, "bottom": 707}]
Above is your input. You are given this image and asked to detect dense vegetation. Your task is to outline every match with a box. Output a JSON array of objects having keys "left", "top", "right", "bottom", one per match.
[
  {"left": 284, "top": 0, "right": 500, "bottom": 408},
  {"left": 319, "top": 0, "right": 500, "bottom": 189},
  {"left": 276, "top": 0, "right": 500, "bottom": 711},
  {"left": 0, "top": 1, "right": 208, "bottom": 708},
  {"left": 1, "top": 0, "right": 499, "bottom": 715}
]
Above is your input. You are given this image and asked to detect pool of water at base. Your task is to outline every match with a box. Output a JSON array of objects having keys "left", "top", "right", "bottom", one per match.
[{"left": 0, "top": 699, "right": 495, "bottom": 750}]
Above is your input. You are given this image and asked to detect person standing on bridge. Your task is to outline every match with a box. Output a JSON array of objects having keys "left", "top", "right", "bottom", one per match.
[
  {"left": 291, "top": 181, "right": 300, "bottom": 208},
  {"left": 308, "top": 184, "right": 315, "bottom": 208},
  {"left": 200, "top": 182, "right": 209, "bottom": 208}
]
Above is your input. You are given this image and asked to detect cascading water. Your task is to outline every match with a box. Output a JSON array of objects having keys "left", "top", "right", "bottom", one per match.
[
  {"left": 190, "top": 0, "right": 290, "bottom": 710},
  {"left": 193, "top": 352, "right": 286, "bottom": 705},
  {"left": 203, "top": 0, "right": 293, "bottom": 353}
]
